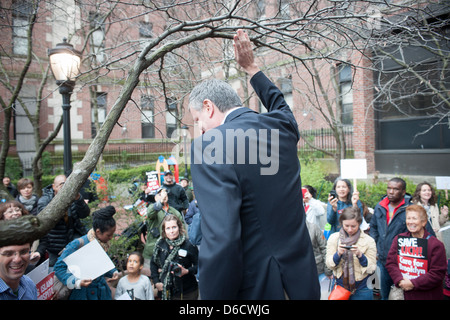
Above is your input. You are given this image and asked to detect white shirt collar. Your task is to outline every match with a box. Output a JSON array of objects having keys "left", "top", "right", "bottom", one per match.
[{"left": 221, "top": 107, "right": 243, "bottom": 125}]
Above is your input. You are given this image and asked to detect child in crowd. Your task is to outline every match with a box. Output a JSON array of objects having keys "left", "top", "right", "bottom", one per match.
[{"left": 115, "top": 251, "right": 154, "bottom": 300}]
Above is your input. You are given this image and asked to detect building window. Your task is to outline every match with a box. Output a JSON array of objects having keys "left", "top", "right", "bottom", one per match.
[
  {"left": 278, "top": 0, "right": 290, "bottom": 20},
  {"left": 276, "top": 77, "right": 293, "bottom": 111},
  {"left": 91, "top": 92, "right": 107, "bottom": 138},
  {"left": 339, "top": 64, "right": 353, "bottom": 125},
  {"left": 257, "top": 0, "right": 266, "bottom": 17},
  {"left": 139, "top": 21, "right": 153, "bottom": 52},
  {"left": 141, "top": 96, "right": 155, "bottom": 139},
  {"left": 89, "top": 12, "right": 106, "bottom": 63},
  {"left": 375, "top": 60, "right": 450, "bottom": 150},
  {"left": 12, "top": 1, "right": 32, "bottom": 55}
]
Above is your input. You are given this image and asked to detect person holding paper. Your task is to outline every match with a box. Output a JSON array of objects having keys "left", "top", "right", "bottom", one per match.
[
  {"left": 53, "top": 206, "right": 120, "bottom": 300},
  {"left": 385, "top": 205, "right": 447, "bottom": 300},
  {"left": 327, "top": 178, "right": 364, "bottom": 234},
  {"left": 412, "top": 182, "right": 449, "bottom": 241}
]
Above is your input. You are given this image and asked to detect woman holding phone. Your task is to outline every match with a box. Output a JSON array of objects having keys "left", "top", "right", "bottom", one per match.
[
  {"left": 327, "top": 178, "right": 364, "bottom": 234},
  {"left": 326, "top": 206, "right": 377, "bottom": 300}
]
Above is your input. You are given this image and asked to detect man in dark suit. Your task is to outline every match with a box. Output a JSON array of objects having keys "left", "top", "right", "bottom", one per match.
[{"left": 189, "top": 30, "right": 320, "bottom": 300}]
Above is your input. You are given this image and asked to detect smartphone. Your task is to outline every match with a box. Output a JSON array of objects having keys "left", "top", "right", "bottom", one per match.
[
  {"left": 340, "top": 245, "right": 353, "bottom": 250},
  {"left": 329, "top": 190, "right": 337, "bottom": 200}
]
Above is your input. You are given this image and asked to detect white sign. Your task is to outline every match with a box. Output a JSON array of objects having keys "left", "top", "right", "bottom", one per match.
[
  {"left": 63, "top": 239, "right": 115, "bottom": 280},
  {"left": 436, "top": 176, "right": 450, "bottom": 190},
  {"left": 27, "top": 258, "right": 49, "bottom": 284},
  {"left": 340, "top": 159, "right": 367, "bottom": 180}
]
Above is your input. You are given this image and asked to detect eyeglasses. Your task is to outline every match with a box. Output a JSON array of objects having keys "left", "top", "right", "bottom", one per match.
[
  {"left": 4, "top": 207, "right": 22, "bottom": 214},
  {"left": 0, "top": 249, "right": 31, "bottom": 258}
]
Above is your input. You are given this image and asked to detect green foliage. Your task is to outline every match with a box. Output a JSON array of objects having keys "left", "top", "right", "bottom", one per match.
[
  {"left": 102, "top": 164, "right": 155, "bottom": 184},
  {"left": 5, "top": 157, "right": 22, "bottom": 180},
  {"left": 41, "top": 152, "right": 53, "bottom": 176},
  {"left": 300, "top": 160, "right": 333, "bottom": 202}
]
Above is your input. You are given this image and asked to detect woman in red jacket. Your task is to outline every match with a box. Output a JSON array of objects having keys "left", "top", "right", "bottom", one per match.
[{"left": 386, "top": 205, "right": 447, "bottom": 300}]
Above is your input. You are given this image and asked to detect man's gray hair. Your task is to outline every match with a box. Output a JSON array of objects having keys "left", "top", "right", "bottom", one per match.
[{"left": 189, "top": 79, "right": 242, "bottom": 112}]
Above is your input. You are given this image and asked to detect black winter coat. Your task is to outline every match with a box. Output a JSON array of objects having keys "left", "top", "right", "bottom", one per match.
[
  {"left": 36, "top": 184, "right": 90, "bottom": 256},
  {"left": 150, "top": 237, "right": 198, "bottom": 298}
]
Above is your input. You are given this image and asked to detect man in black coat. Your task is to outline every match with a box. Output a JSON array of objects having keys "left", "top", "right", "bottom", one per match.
[{"left": 189, "top": 30, "right": 320, "bottom": 300}]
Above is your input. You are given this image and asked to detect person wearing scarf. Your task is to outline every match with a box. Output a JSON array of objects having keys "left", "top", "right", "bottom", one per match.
[
  {"left": 15, "top": 178, "right": 39, "bottom": 216},
  {"left": 151, "top": 214, "right": 198, "bottom": 300},
  {"left": 326, "top": 206, "right": 377, "bottom": 300},
  {"left": 53, "top": 205, "right": 120, "bottom": 300}
]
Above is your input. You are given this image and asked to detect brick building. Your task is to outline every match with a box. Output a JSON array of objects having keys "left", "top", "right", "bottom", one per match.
[{"left": 1, "top": 0, "right": 448, "bottom": 177}]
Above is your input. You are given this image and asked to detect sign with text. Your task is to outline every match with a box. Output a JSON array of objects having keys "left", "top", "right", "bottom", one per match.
[
  {"left": 396, "top": 236, "right": 429, "bottom": 280},
  {"left": 146, "top": 171, "right": 160, "bottom": 192},
  {"left": 36, "top": 272, "right": 55, "bottom": 300}
]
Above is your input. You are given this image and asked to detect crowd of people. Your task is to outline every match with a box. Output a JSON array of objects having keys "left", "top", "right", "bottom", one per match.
[
  {"left": 1, "top": 171, "right": 449, "bottom": 301},
  {"left": 303, "top": 177, "right": 449, "bottom": 300}
]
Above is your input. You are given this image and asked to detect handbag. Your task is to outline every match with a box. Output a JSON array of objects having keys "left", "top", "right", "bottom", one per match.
[
  {"left": 328, "top": 284, "right": 352, "bottom": 300},
  {"left": 388, "top": 285, "right": 404, "bottom": 300}
]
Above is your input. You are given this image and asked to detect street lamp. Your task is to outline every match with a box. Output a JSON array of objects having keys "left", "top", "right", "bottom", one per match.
[
  {"left": 48, "top": 38, "right": 82, "bottom": 176},
  {"left": 182, "top": 125, "right": 189, "bottom": 180}
]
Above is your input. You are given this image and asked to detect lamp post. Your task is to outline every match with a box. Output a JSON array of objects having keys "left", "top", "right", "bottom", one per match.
[
  {"left": 182, "top": 125, "right": 189, "bottom": 180},
  {"left": 48, "top": 38, "right": 82, "bottom": 176}
]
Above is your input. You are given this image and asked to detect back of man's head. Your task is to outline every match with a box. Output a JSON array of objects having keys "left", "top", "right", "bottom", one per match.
[{"left": 189, "top": 79, "right": 242, "bottom": 113}]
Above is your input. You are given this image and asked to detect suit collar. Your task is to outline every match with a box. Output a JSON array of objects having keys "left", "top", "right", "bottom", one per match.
[{"left": 223, "top": 107, "right": 256, "bottom": 124}]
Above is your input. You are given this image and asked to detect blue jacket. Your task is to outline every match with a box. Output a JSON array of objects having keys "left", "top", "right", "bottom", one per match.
[
  {"left": 369, "top": 194, "right": 435, "bottom": 265},
  {"left": 54, "top": 235, "right": 117, "bottom": 300}
]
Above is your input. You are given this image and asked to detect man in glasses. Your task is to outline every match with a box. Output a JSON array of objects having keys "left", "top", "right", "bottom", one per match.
[{"left": 0, "top": 242, "right": 37, "bottom": 300}]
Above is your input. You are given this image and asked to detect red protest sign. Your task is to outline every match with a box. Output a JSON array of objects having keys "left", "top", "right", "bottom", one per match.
[
  {"left": 396, "top": 236, "right": 429, "bottom": 280},
  {"left": 36, "top": 271, "right": 55, "bottom": 300}
]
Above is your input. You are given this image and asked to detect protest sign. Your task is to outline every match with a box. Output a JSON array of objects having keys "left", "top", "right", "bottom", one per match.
[
  {"left": 436, "top": 176, "right": 450, "bottom": 199},
  {"left": 27, "top": 259, "right": 54, "bottom": 300},
  {"left": 340, "top": 159, "right": 367, "bottom": 191},
  {"left": 36, "top": 272, "right": 55, "bottom": 300}
]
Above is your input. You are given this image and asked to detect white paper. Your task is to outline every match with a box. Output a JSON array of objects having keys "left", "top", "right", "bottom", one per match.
[
  {"left": 436, "top": 176, "right": 450, "bottom": 190},
  {"left": 340, "top": 159, "right": 367, "bottom": 180},
  {"left": 63, "top": 239, "right": 115, "bottom": 280},
  {"left": 27, "top": 258, "right": 49, "bottom": 284},
  {"left": 116, "top": 292, "right": 132, "bottom": 300}
]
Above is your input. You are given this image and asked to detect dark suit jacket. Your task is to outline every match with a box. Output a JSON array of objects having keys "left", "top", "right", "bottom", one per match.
[{"left": 191, "top": 71, "right": 320, "bottom": 299}]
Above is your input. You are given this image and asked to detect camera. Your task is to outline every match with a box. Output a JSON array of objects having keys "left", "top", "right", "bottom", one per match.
[
  {"left": 169, "top": 261, "right": 182, "bottom": 277},
  {"left": 329, "top": 190, "right": 337, "bottom": 200}
]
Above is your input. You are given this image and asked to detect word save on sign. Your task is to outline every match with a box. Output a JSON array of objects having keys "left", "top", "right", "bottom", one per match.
[{"left": 397, "top": 236, "right": 429, "bottom": 279}]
